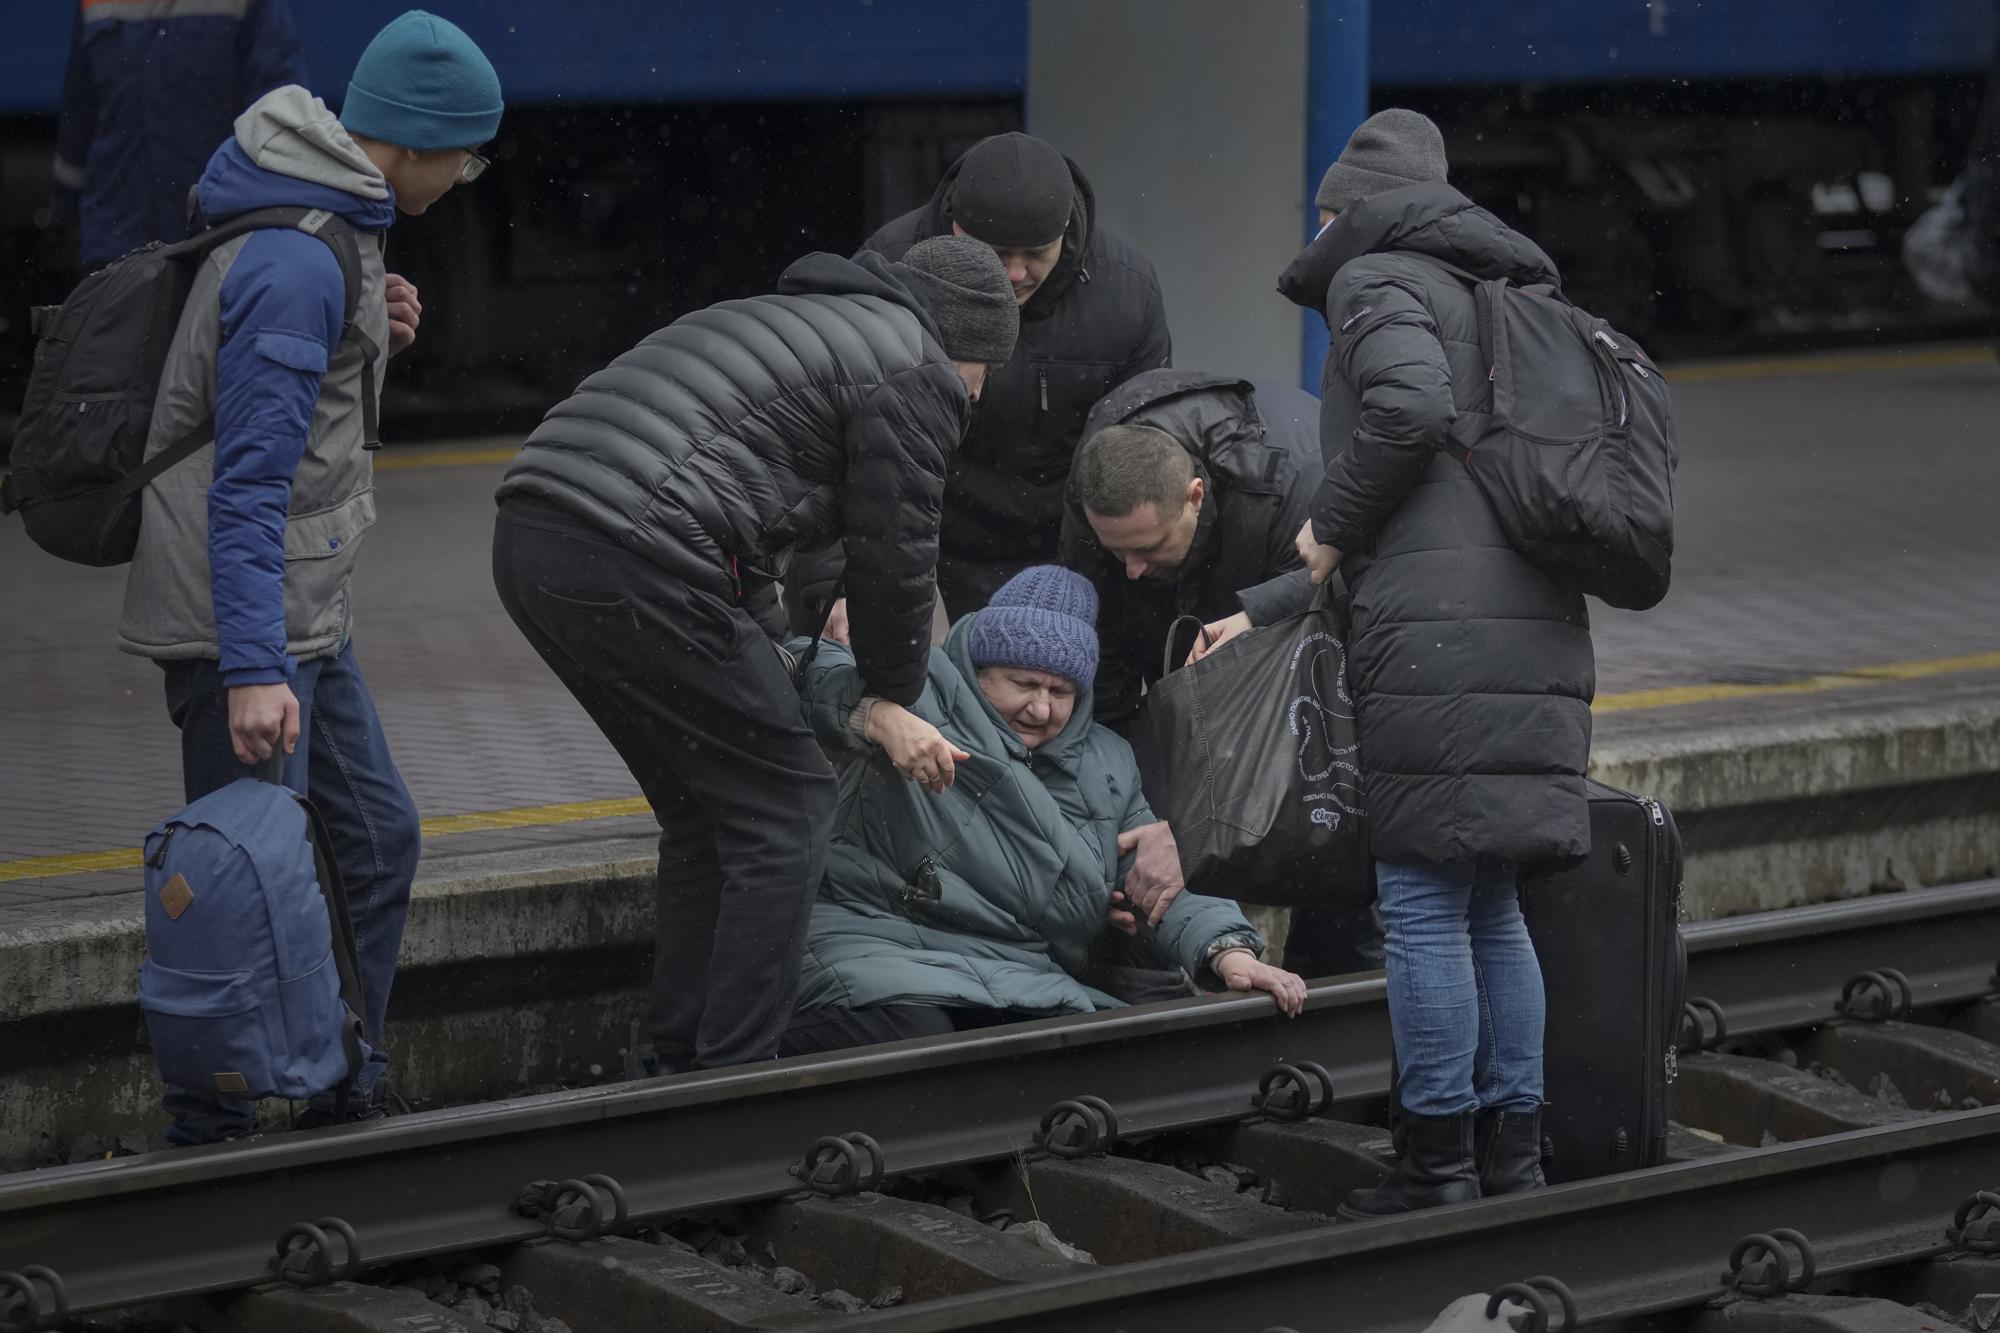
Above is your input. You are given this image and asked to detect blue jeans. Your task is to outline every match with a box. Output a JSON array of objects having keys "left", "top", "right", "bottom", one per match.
[
  {"left": 1377, "top": 859, "right": 1545, "bottom": 1118},
  {"left": 158, "top": 641, "right": 420, "bottom": 1144}
]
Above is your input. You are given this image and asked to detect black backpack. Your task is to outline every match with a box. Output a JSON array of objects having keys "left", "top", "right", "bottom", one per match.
[
  {"left": 1, "top": 207, "right": 378, "bottom": 567},
  {"left": 1417, "top": 257, "right": 1679, "bottom": 611}
]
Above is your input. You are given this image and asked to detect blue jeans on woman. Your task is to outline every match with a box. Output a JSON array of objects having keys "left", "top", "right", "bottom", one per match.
[
  {"left": 1377, "top": 858, "right": 1544, "bottom": 1118},
  {"left": 158, "top": 641, "right": 420, "bottom": 1145}
]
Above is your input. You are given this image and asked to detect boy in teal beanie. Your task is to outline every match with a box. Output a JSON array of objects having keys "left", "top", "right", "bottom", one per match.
[
  {"left": 340, "top": 9, "right": 504, "bottom": 218},
  {"left": 115, "top": 11, "right": 502, "bottom": 1146}
]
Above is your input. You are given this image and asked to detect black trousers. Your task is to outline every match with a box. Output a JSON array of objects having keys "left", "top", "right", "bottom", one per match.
[
  {"left": 493, "top": 502, "right": 836, "bottom": 1069},
  {"left": 778, "top": 1004, "right": 958, "bottom": 1056}
]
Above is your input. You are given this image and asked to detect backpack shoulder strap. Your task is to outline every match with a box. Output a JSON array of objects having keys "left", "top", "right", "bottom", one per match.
[
  {"left": 293, "top": 791, "right": 370, "bottom": 1094},
  {"left": 119, "top": 209, "right": 382, "bottom": 499},
  {"left": 1399, "top": 252, "right": 1487, "bottom": 291}
]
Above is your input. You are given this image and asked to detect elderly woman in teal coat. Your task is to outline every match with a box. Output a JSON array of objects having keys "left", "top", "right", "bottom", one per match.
[{"left": 783, "top": 565, "right": 1306, "bottom": 1055}]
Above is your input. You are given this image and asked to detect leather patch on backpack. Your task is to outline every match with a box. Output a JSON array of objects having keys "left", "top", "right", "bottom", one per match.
[
  {"left": 213, "top": 1071, "right": 248, "bottom": 1093},
  {"left": 159, "top": 873, "right": 194, "bottom": 921}
]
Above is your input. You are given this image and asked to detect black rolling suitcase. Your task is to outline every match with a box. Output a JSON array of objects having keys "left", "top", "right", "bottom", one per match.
[{"left": 1520, "top": 779, "right": 1687, "bottom": 1183}]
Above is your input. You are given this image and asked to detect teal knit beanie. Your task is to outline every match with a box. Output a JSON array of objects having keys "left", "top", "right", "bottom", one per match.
[{"left": 340, "top": 11, "right": 503, "bottom": 151}]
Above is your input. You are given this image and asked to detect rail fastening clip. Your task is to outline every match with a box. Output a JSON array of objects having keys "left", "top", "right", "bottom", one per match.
[
  {"left": 271, "top": 1217, "right": 364, "bottom": 1287},
  {"left": 1678, "top": 996, "right": 1728, "bottom": 1053},
  {"left": 1950, "top": 1189, "right": 2000, "bottom": 1255},
  {"left": 794, "top": 1132, "right": 886, "bottom": 1198},
  {"left": 1486, "top": 1274, "right": 1577, "bottom": 1333},
  {"left": 1722, "top": 1228, "right": 1817, "bottom": 1297},
  {"left": 1836, "top": 968, "right": 1913, "bottom": 1022},
  {"left": 0, "top": 1266, "right": 68, "bottom": 1333},
  {"left": 1251, "top": 1061, "right": 1336, "bottom": 1121},
  {"left": 1038, "top": 1095, "right": 1120, "bottom": 1158}
]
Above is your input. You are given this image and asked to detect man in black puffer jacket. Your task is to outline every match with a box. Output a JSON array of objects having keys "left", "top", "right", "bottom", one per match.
[
  {"left": 492, "top": 238, "right": 1017, "bottom": 1072},
  {"left": 1278, "top": 111, "right": 1594, "bottom": 1217},
  {"left": 854, "top": 132, "right": 1172, "bottom": 620},
  {"left": 1060, "top": 368, "right": 1383, "bottom": 978}
]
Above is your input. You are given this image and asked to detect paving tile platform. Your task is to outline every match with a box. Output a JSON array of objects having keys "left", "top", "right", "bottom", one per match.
[{"left": 2, "top": 343, "right": 1996, "bottom": 907}]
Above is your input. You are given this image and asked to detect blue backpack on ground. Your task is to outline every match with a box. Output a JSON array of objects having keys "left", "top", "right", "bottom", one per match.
[{"left": 140, "top": 778, "right": 367, "bottom": 1108}]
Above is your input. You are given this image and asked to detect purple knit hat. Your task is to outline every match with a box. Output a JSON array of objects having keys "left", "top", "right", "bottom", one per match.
[{"left": 967, "top": 565, "right": 1099, "bottom": 689}]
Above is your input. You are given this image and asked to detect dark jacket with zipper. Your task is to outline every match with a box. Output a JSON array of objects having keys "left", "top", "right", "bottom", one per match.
[
  {"left": 861, "top": 151, "right": 1171, "bottom": 574},
  {"left": 494, "top": 251, "right": 969, "bottom": 707},
  {"left": 1277, "top": 182, "right": 1594, "bottom": 864},
  {"left": 1059, "top": 370, "right": 1322, "bottom": 725}
]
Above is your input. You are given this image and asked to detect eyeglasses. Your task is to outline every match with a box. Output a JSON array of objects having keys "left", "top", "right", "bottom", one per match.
[{"left": 457, "top": 151, "right": 490, "bottom": 186}]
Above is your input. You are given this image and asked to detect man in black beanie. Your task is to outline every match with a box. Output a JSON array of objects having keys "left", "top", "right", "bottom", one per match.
[
  {"left": 843, "top": 131, "right": 1172, "bottom": 621},
  {"left": 493, "top": 236, "right": 1015, "bottom": 1074}
]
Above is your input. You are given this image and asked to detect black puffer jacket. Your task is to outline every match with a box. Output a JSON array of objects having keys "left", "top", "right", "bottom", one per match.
[
  {"left": 1277, "top": 183, "right": 1594, "bottom": 864},
  {"left": 863, "top": 151, "right": 1171, "bottom": 571},
  {"left": 495, "top": 252, "right": 968, "bottom": 706},
  {"left": 1060, "top": 370, "right": 1321, "bottom": 725}
]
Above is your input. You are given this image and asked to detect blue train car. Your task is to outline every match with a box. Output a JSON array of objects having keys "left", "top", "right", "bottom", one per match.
[
  {"left": 0, "top": 0, "right": 1990, "bottom": 427},
  {"left": 1371, "top": 0, "right": 1988, "bottom": 85}
]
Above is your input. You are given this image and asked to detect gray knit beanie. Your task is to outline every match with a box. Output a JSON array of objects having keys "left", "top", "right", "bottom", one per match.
[
  {"left": 898, "top": 236, "right": 1020, "bottom": 364},
  {"left": 968, "top": 565, "right": 1099, "bottom": 691},
  {"left": 1314, "top": 108, "right": 1449, "bottom": 214},
  {"left": 948, "top": 132, "right": 1074, "bottom": 248}
]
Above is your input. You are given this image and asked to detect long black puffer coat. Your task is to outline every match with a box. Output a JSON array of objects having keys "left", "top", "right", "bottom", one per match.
[
  {"left": 863, "top": 150, "right": 1171, "bottom": 602},
  {"left": 495, "top": 252, "right": 968, "bottom": 706},
  {"left": 1278, "top": 182, "right": 1595, "bottom": 864},
  {"left": 1059, "top": 370, "right": 1322, "bottom": 726}
]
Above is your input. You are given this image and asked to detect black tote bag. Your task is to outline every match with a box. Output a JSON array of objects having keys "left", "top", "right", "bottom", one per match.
[{"left": 1145, "top": 593, "right": 1370, "bottom": 907}]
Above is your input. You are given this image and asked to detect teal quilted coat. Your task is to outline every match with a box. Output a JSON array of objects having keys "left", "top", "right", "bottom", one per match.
[{"left": 793, "top": 616, "right": 1262, "bottom": 1016}]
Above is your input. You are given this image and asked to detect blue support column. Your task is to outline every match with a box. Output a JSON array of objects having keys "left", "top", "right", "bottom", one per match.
[{"left": 1301, "top": 0, "right": 1370, "bottom": 390}]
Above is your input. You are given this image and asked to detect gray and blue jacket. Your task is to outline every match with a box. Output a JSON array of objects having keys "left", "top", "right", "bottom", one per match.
[{"left": 119, "top": 85, "right": 394, "bottom": 683}]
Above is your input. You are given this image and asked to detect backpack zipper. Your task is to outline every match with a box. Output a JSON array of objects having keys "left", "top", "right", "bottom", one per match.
[{"left": 1592, "top": 329, "right": 1631, "bottom": 427}]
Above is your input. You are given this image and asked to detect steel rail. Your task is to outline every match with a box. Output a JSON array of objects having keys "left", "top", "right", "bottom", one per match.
[
  {"left": 2, "top": 878, "right": 1997, "bottom": 1316},
  {"left": 837, "top": 1106, "right": 2000, "bottom": 1332},
  {"left": 1683, "top": 876, "right": 2000, "bottom": 1037}
]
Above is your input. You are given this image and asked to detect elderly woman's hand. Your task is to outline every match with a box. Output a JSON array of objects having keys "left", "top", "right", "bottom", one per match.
[
  {"left": 865, "top": 701, "right": 971, "bottom": 795},
  {"left": 1214, "top": 949, "right": 1308, "bottom": 1017}
]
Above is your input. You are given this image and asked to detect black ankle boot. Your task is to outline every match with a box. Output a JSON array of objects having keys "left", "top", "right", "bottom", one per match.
[
  {"left": 1476, "top": 1107, "right": 1548, "bottom": 1196},
  {"left": 1338, "top": 1110, "right": 1481, "bottom": 1219}
]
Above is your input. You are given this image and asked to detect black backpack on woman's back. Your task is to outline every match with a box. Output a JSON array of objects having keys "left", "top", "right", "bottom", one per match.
[{"left": 1417, "top": 255, "right": 1679, "bottom": 612}]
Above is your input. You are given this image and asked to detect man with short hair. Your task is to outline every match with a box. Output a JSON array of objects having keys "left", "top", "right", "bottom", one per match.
[
  {"left": 494, "top": 235, "right": 1018, "bottom": 1074},
  {"left": 856, "top": 131, "right": 1172, "bottom": 620},
  {"left": 1061, "top": 369, "right": 1381, "bottom": 977},
  {"left": 118, "top": 10, "right": 504, "bottom": 1144},
  {"left": 1064, "top": 371, "right": 1320, "bottom": 726}
]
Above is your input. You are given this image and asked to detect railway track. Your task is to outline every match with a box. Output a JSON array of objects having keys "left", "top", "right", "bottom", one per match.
[{"left": 3, "top": 879, "right": 1999, "bottom": 1333}]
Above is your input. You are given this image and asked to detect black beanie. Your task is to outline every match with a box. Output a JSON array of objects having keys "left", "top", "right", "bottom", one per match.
[
  {"left": 947, "top": 132, "right": 1074, "bottom": 248},
  {"left": 898, "top": 236, "right": 1019, "bottom": 364}
]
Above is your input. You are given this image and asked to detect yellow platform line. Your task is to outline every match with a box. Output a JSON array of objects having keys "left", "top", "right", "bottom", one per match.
[
  {"left": 1593, "top": 649, "right": 2000, "bottom": 714},
  {"left": 372, "top": 444, "right": 519, "bottom": 471},
  {"left": 1666, "top": 344, "right": 1992, "bottom": 384},
  {"left": 8, "top": 649, "right": 2000, "bottom": 884},
  {"left": 0, "top": 795, "right": 651, "bottom": 885}
]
